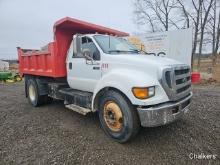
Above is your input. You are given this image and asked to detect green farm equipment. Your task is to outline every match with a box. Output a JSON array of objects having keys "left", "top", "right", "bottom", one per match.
[{"left": 0, "top": 71, "right": 22, "bottom": 83}]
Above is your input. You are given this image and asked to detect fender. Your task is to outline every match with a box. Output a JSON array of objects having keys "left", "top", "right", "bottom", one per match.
[{"left": 91, "top": 68, "right": 169, "bottom": 110}]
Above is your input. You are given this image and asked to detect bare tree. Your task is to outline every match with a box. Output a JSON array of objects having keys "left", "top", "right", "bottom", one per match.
[
  {"left": 134, "top": 0, "right": 181, "bottom": 32},
  {"left": 191, "top": 0, "right": 203, "bottom": 67},
  {"left": 176, "top": 0, "right": 203, "bottom": 68},
  {"left": 213, "top": 11, "right": 220, "bottom": 64},
  {"left": 197, "top": 0, "right": 214, "bottom": 70},
  {"left": 176, "top": 0, "right": 190, "bottom": 28},
  {"left": 134, "top": 1, "right": 157, "bottom": 32},
  {"left": 211, "top": 0, "right": 217, "bottom": 56},
  {"left": 208, "top": 0, "right": 220, "bottom": 65}
]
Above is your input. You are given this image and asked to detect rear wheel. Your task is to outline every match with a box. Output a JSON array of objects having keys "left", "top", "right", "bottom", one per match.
[
  {"left": 27, "top": 79, "right": 52, "bottom": 106},
  {"left": 99, "top": 90, "right": 140, "bottom": 143}
]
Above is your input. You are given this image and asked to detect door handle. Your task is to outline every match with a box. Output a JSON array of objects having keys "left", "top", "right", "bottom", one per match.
[
  {"left": 93, "top": 66, "right": 100, "bottom": 70},
  {"left": 69, "top": 62, "right": 72, "bottom": 70}
]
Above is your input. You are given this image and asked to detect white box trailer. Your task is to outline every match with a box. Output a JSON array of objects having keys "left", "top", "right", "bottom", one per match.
[{"left": 134, "top": 28, "right": 193, "bottom": 66}]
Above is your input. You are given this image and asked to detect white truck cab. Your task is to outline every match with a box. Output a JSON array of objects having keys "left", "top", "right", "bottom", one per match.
[{"left": 64, "top": 34, "right": 192, "bottom": 142}]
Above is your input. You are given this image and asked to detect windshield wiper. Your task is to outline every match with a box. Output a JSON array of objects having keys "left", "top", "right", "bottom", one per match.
[
  {"left": 129, "top": 49, "right": 140, "bottom": 53},
  {"left": 108, "top": 49, "right": 147, "bottom": 54},
  {"left": 129, "top": 49, "right": 148, "bottom": 54},
  {"left": 108, "top": 50, "right": 128, "bottom": 53}
]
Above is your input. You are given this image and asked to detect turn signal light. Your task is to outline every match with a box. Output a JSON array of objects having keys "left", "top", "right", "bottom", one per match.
[{"left": 132, "top": 87, "right": 155, "bottom": 99}]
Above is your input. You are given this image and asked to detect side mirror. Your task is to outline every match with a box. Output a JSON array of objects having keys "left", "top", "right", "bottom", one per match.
[
  {"left": 93, "top": 50, "right": 100, "bottom": 61},
  {"left": 82, "top": 49, "right": 93, "bottom": 61}
]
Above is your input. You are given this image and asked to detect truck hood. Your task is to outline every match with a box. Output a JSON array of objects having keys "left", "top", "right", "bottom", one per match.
[
  {"left": 104, "top": 54, "right": 187, "bottom": 80},
  {"left": 106, "top": 54, "right": 184, "bottom": 67}
]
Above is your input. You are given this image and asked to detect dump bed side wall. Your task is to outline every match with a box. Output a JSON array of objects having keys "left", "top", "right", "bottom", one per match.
[{"left": 18, "top": 42, "right": 66, "bottom": 78}]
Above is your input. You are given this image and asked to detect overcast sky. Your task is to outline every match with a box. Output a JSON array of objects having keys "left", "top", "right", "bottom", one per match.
[{"left": 0, "top": 0, "right": 138, "bottom": 59}]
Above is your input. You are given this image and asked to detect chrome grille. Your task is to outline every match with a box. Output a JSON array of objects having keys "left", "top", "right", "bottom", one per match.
[{"left": 160, "top": 65, "right": 191, "bottom": 101}]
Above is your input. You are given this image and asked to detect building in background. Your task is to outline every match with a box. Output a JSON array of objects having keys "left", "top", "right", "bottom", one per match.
[{"left": 0, "top": 60, "right": 9, "bottom": 71}]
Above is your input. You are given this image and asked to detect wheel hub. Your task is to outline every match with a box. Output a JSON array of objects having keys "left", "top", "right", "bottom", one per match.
[
  {"left": 103, "top": 101, "right": 123, "bottom": 132},
  {"left": 29, "top": 84, "right": 36, "bottom": 102}
]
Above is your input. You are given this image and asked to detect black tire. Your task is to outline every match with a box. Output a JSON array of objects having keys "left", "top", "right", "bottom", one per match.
[
  {"left": 98, "top": 90, "right": 140, "bottom": 143},
  {"left": 27, "top": 79, "right": 51, "bottom": 107}
]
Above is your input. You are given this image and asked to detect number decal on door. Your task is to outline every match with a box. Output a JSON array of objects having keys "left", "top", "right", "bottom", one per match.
[{"left": 102, "top": 63, "right": 108, "bottom": 69}]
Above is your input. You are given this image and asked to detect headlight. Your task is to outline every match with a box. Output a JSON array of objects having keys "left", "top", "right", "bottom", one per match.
[{"left": 132, "top": 86, "right": 155, "bottom": 99}]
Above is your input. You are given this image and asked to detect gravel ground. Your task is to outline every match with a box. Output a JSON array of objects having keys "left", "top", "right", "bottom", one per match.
[{"left": 0, "top": 82, "right": 219, "bottom": 165}]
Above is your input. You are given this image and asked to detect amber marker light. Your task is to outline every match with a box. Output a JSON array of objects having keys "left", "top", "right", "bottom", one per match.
[{"left": 132, "top": 87, "right": 155, "bottom": 99}]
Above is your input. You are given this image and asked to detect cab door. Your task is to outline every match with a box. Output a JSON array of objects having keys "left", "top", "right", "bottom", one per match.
[{"left": 67, "top": 35, "right": 101, "bottom": 92}]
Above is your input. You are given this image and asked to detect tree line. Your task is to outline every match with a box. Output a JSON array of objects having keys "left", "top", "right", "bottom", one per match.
[{"left": 133, "top": 0, "right": 220, "bottom": 70}]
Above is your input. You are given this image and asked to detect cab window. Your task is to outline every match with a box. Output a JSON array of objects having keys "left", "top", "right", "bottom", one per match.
[{"left": 81, "top": 37, "right": 100, "bottom": 61}]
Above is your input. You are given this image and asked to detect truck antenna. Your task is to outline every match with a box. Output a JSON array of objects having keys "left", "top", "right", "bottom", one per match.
[{"left": 109, "top": 34, "right": 111, "bottom": 49}]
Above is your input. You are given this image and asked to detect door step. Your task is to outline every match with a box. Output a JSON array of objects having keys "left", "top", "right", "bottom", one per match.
[
  {"left": 65, "top": 104, "right": 91, "bottom": 115},
  {"left": 59, "top": 88, "right": 93, "bottom": 115}
]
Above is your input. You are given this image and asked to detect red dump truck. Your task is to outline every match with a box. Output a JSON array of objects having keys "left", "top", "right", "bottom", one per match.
[{"left": 18, "top": 17, "right": 192, "bottom": 142}]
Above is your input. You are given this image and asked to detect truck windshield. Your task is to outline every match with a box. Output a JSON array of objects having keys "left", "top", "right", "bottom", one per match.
[{"left": 93, "top": 35, "right": 140, "bottom": 54}]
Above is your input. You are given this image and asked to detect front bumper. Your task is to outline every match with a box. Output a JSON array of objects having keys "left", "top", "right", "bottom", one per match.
[{"left": 137, "top": 92, "right": 192, "bottom": 127}]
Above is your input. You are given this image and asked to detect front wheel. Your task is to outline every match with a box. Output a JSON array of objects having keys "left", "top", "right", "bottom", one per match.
[{"left": 98, "top": 90, "right": 140, "bottom": 143}]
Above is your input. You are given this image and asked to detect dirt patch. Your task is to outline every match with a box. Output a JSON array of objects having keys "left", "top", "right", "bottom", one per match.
[
  {"left": 0, "top": 83, "right": 219, "bottom": 164},
  {"left": 198, "top": 78, "right": 220, "bottom": 86}
]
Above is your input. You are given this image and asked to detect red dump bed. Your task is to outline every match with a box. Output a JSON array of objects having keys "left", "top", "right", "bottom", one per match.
[{"left": 18, "top": 17, "right": 129, "bottom": 77}]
